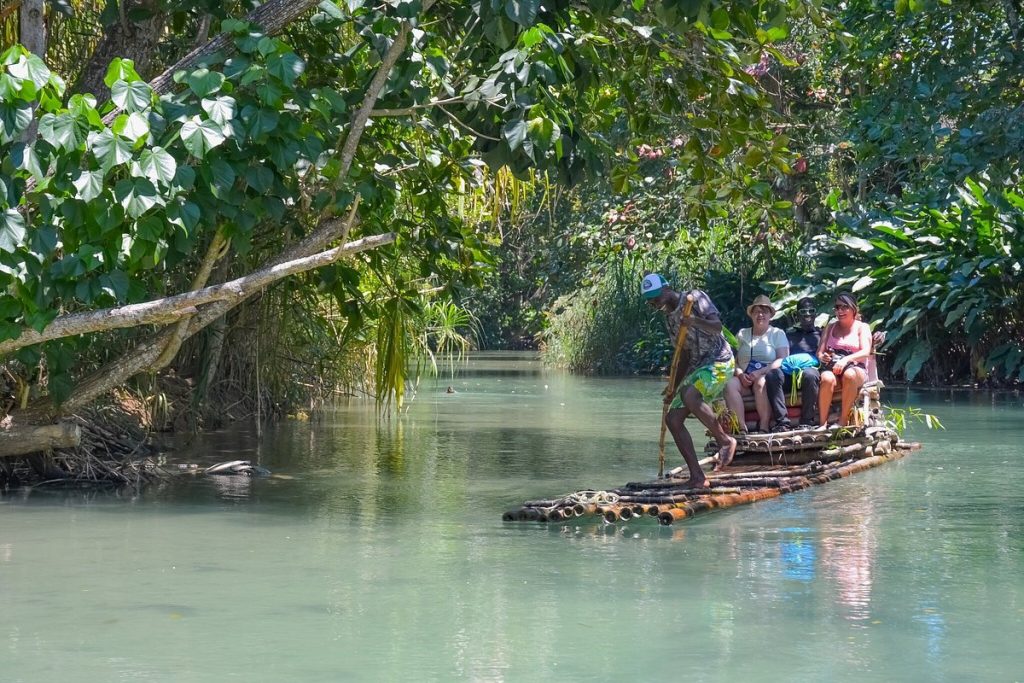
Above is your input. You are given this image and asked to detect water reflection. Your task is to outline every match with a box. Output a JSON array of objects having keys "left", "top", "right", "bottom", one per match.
[
  {"left": 821, "top": 496, "right": 877, "bottom": 622},
  {"left": 5, "top": 356, "right": 1024, "bottom": 681},
  {"left": 779, "top": 527, "right": 816, "bottom": 582}
]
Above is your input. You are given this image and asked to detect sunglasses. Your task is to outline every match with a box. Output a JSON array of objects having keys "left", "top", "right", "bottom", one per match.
[
  {"left": 834, "top": 304, "right": 853, "bottom": 311},
  {"left": 798, "top": 308, "right": 816, "bottom": 315}
]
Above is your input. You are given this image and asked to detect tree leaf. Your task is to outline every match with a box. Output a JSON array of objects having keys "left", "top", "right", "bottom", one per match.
[
  {"left": 505, "top": 0, "right": 539, "bottom": 26},
  {"left": 502, "top": 119, "right": 527, "bottom": 150},
  {"left": 88, "top": 129, "right": 133, "bottom": 171},
  {"left": 103, "top": 58, "right": 141, "bottom": 88},
  {"left": 267, "top": 51, "right": 306, "bottom": 87},
  {"left": 72, "top": 168, "right": 105, "bottom": 202},
  {"left": 37, "top": 112, "right": 84, "bottom": 151},
  {"left": 9, "top": 53, "right": 51, "bottom": 89},
  {"left": 245, "top": 165, "right": 274, "bottom": 192},
  {"left": 839, "top": 235, "right": 875, "bottom": 252},
  {"left": 110, "top": 79, "right": 153, "bottom": 113},
  {"left": 0, "top": 102, "right": 33, "bottom": 143},
  {"left": 112, "top": 111, "right": 150, "bottom": 142},
  {"left": 852, "top": 275, "right": 874, "bottom": 292},
  {"left": 167, "top": 199, "right": 200, "bottom": 233},
  {"left": 114, "top": 178, "right": 161, "bottom": 218},
  {"left": 186, "top": 68, "right": 225, "bottom": 98},
  {"left": 180, "top": 116, "right": 227, "bottom": 157},
  {"left": 137, "top": 147, "right": 177, "bottom": 185},
  {"left": 201, "top": 96, "right": 237, "bottom": 125},
  {"left": 0, "top": 209, "right": 27, "bottom": 253},
  {"left": 903, "top": 340, "right": 932, "bottom": 381}
]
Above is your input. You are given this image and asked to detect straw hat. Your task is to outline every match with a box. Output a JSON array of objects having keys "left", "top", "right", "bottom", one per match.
[{"left": 746, "top": 294, "right": 776, "bottom": 318}]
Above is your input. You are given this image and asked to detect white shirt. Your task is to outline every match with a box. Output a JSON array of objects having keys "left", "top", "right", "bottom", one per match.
[{"left": 736, "top": 326, "right": 789, "bottom": 368}]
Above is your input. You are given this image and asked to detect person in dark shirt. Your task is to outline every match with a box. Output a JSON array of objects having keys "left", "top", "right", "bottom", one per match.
[{"left": 776, "top": 297, "right": 822, "bottom": 427}]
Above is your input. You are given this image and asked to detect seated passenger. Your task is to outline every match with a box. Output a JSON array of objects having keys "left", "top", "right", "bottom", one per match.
[
  {"left": 781, "top": 297, "right": 822, "bottom": 427},
  {"left": 817, "top": 292, "right": 872, "bottom": 427},
  {"left": 724, "top": 295, "right": 790, "bottom": 433}
]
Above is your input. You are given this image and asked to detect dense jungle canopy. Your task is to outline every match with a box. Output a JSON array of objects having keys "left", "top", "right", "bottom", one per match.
[{"left": 0, "top": 0, "right": 1022, "bottom": 461}]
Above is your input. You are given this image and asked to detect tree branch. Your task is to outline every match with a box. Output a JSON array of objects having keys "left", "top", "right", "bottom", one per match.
[{"left": 0, "top": 231, "right": 393, "bottom": 357}]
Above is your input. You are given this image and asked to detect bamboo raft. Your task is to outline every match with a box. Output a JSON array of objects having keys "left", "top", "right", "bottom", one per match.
[{"left": 503, "top": 425, "right": 921, "bottom": 526}]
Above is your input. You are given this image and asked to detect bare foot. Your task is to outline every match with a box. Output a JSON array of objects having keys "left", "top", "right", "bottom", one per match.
[
  {"left": 680, "top": 476, "right": 709, "bottom": 489},
  {"left": 713, "top": 436, "right": 737, "bottom": 472}
]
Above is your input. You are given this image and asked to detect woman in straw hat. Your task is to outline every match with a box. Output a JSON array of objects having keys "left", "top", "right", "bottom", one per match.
[{"left": 724, "top": 294, "right": 791, "bottom": 433}]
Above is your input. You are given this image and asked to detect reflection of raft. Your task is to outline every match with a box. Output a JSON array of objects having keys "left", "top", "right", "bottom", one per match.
[{"left": 503, "top": 424, "right": 921, "bottom": 526}]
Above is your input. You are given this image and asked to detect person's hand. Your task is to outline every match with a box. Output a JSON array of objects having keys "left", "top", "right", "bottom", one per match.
[
  {"left": 833, "top": 360, "right": 846, "bottom": 375},
  {"left": 740, "top": 373, "right": 754, "bottom": 388},
  {"left": 819, "top": 350, "right": 833, "bottom": 366}
]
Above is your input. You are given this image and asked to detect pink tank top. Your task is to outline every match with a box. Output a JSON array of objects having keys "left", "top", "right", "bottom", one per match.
[{"left": 826, "top": 322, "right": 865, "bottom": 353}]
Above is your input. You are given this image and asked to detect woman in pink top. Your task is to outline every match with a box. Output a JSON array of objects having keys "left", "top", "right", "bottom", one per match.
[{"left": 817, "top": 292, "right": 872, "bottom": 426}]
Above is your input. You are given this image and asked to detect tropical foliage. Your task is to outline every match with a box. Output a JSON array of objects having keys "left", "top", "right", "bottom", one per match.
[{"left": 0, "top": 0, "right": 823, "bottom": 456}]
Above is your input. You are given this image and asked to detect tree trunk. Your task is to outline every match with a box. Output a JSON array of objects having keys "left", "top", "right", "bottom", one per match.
[
  {"left": 0, "top": 419, "right": 80, "bottom": 458},
  {"left": 19, "top": 0, "right": 45, "bottom": 142},
  {"left": 192, "top": 252, "right": 233, "bottom": 417},
  {"left": 19, "top": 0, "right": 45, "bottom": 56},
  {"left": 73, "top": 0, "right": 168, "bottom": 101}
]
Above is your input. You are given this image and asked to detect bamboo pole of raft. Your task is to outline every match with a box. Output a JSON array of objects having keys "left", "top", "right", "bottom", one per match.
[
  {"left": 659, "top": 294, "right": 695, "bottom": 478},
  {"left": 501, "top": 444, "right": 920, "bottom": 525},
  {"left": 655, "top": 449, "right": 911, "bottom": 525}
]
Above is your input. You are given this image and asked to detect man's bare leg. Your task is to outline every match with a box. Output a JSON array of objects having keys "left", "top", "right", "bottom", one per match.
[
  {"left": 665, "top": 404, "right": 709, "bottom": 489},
  {"left": 683, "top": 385, "right": 737, "bottom": 473}
]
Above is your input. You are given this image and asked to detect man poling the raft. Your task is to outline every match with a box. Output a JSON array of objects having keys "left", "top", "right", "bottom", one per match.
[{"left": 642, "top": 274, "right": 737, "bottom": 488}]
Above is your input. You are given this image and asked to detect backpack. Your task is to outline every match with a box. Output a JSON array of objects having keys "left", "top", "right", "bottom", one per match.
[{"left": 781, "top": 352, "right": 819, "bottom": 375}]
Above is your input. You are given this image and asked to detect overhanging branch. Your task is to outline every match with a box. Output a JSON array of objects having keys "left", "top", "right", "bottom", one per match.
[{"left": 0, "top": 232, "right": 395, "bottom": 356}]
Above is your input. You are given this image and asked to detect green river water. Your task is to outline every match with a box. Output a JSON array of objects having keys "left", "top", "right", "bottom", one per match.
[{"left": 3, "top": 352, "right": 1023, "bottom": 682}]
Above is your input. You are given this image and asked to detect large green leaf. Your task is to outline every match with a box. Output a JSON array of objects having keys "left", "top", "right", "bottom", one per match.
[
  {"left": 0, "top": 209, "right": 26, "bottom": 253},
  {"left": 72, "top": 168, "right": 105, "bottom": 202},
  {"left": 103, "top": 58, "right": 142, "bottom": 88},
  {"left": 180, "top": 116, "right": 227, "bottom": 157},
  {"left": 37, "top": 112, "right": 84, "bottom": 151},
  {"left": 186, "top": 68, "right": 225, "bottom": 98},
  {"left": 8, "top": 53, "right": 51, "bottom": 89},
  {"left": 0, "top": 102, "right": 32, "bottom": 143},
  {"left": 267, "top": 52, "right": 306, "bottom": 87},
  {"left": 112, "top": 111, "right": 150, "bottom": 142},
  {"left": 110, "top": 79, "right": 153, "bottom": 113},
  {"left": 503, "top": 119, "right": 527, "bottom": 150},
  {"left": 505, "top": 0, "right": 539, "bottom": 26},
  {"left": 114, "top": 178, "right": 161, "bottom": 218},
  {"left": 136, "top": 147, "right": 177, "bottom": 185},
  {"left": 88, "top": 129, "right": 133, "bottom": 171},
  {"left": 201, "top": 96, "right": 237, "bottom": 125}
]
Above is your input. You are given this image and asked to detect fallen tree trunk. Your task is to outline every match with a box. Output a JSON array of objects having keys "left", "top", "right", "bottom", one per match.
[{"left": 0, "top": 420, "right": 80, "bottom": 458}]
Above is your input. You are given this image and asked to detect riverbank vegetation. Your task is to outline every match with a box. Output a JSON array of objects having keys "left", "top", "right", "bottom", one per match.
[
  {"left": 0, "top": 0, "right": 1020, "bottom": 481},
  {"left": 511, "top": 0, "right": 1024, "bottom": 388}
]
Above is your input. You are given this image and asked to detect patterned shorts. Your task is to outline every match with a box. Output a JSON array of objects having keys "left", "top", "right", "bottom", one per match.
[{"left": 669, "top": 359, "right": 735, "bottom": 409}]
